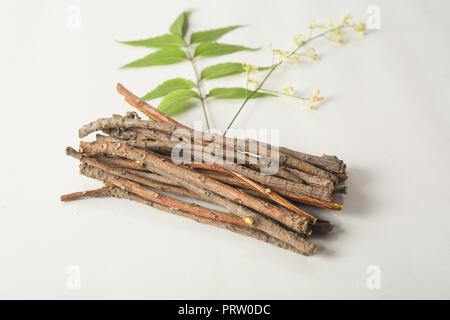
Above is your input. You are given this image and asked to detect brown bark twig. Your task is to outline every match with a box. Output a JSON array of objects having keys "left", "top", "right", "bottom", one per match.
[
  {"left": 61, "top": 186, "right": 314, "bottom": 255},
  {"left": 76, "top": 164, "right": 315, "bottom": 255},
  {"left": 78, "top": 141, "right": 312, "bottom": 234}
]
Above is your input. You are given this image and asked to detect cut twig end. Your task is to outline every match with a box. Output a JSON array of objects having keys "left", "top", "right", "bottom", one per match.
[
  {"left": 243, "top": 216, "right": 254, "bottom": 225},
  {"left": 332, "top": 203, "right": 343, "bottom": 210}
]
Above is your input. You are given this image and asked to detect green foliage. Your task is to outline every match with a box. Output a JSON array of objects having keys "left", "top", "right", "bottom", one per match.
[
  {"left": 119, "top": 11, "right": 270, "bottom": 121},
  {"left": 194, "top": 43, "right": 259, "bottom": 58},
  {"left": 190, "top": 25, "right": 244, "bottom": 43},
  {"left": 170, "top": 11, "right": 190, "bottom": 38},
  {"left": 120, "top": 47, "right": 187, "bottom": 68},
  {"left": 200, "top": 62, "right": 245, "bottom": 80},
  {"left": 142, "top": 78, "right": 195, "bottom": 100},
  {"left": 118, "top": 10, "right": 367, "bottom": 130},
  {"left": 160, "top": 100, "right": 197, "bottom": 117},
  {"left": 118, "top": 34, "right": 184, "bottom": 48},
  {"left": 200, "top": 63, "right": 273, "bottom": 80},
  {"left": 206, "top": 88, "right": 276, "bottom": 99},
  {"left": 158, "top": 89, "right": 200, "bottom": 115}
]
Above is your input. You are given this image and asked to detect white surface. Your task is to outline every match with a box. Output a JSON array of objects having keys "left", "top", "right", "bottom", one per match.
[{"left": 1, "top": 0, "right": 449, "bottom": 299}]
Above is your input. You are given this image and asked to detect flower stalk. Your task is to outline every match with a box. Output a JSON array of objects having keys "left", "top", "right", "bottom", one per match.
[{"left": 224, "top": 17, "right": 365, "bottom": 135}]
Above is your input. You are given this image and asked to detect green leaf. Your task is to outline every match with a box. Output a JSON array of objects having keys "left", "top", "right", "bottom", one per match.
[
  {"left": 160, "top": 99, "right": 197, "bottom": 117},
  {"left": 158, "top": 89, "right": 200, "bottom": 116},
  {"left": 200, "top": 62, "right": 245, "bottom": 80},
  {"left": 194, "top": 43, "right": 260, "bottom": 58},
  {"left": 117, "top": 34, "right": 185, "bottom": 48},
  {"left": 200, "top": 63, "right": 277, "bottom": 80},
  {"left": 120, "top": 47, "right": 187, "bottom": 68},
  {"left": 170, "top": 11, "right": 190, "bottom": 39},
  {"left": 190, "top": 25, "right": 244, "bottom": 44},
  {"left": 206, "top": 87, "right": 277, "bottom": 99},
  {"left": 142, "top": 78, "right": 195, "bottom": 100}
]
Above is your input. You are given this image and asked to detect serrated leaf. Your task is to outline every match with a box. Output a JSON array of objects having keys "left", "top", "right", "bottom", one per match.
[
  {"left": 120, "top": 47, "right": 187, "bottom": 68},
  {"left": 200, "top": 63, "right": 276, "bottom": 80},
  {"left": 170, "top": 11, "right": 190, "bottom": 39},
  {"left": 142, "top": 78, "right": 195, "bottom": 100},
  {"left": 160, "top": 99, "right": 197, "bottom": 117},
  {"left": 190, "top": 25, "right": 244, "bottom": 44},
  {"left": 117, "top": 34, "right": 185, "bottom": 48},
  {"left": 194, "top": 43, "right": 260, "bottom": 58},
  {"left": 200, "top": 63, "right": 245, "bottom": 80},
  {"left": 206, "top": 87, "right": 277, "bottom": 99},
  {"left": 158, "top": 89, "right": 200, "bottom": 116}
]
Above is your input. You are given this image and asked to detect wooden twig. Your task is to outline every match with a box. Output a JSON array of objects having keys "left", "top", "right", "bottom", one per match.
[
  {"left": 60, "top": 188, "right": 109, "bottom": 201},
  {"left": 117, "top": 83, "right": 187, "bottom": 128},
  {"left": 77, "top": 164, "right": 315, "bottom": 255},
  {"left": 278, "top": 147, "right": 344, "bottom": 173},
  {"left": 333, "top": 185, "right": 348, "bottom": 194},
  {"left": 114, "top": 84, "right": 345, "bottom": 178},
  {"left": 78, "top": 141, "right": 312, "bottom": 234},
  {"left": 61, "top": 186, "right": 314, "bottom": 255},
  {"left": 285, "top": 167, "right": 333, "bottom": 189},
  {"left": 78, "top": 117, "right": 178, "bottom": 138}
]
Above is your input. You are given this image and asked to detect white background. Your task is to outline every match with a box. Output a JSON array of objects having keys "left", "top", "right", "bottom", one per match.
[{"left": 1, "top": 0, "right": 449, "bottom": 299}]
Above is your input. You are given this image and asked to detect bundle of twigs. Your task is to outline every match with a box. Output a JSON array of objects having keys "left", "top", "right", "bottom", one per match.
[{"left": 61, "top": 83, "right": 348, "bottom": 256}]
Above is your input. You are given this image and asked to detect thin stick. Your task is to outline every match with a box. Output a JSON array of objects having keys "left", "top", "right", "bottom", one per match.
[
  {"left": 113, "top": 86, "right": 345, "bottom": 177},
  {"left": 78, "top": 142, "right": 312, "bottom": 236},
  {"left": 78, "top": 164, "right": 315, "bottom": 255},
  {"left": 60, "top": 188, "right": 109, "bottom": 201},
  {"left": 61, "top": 186, "right": 313, "bottom": 255},
  {"left": 116, "top": 83, "right": 187, "bottom": 128}
]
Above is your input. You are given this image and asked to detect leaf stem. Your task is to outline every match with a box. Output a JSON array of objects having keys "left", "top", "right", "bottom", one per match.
[
  {"left": 184, "top": 41, "right": 211, "bottom": 130},
  {"left": 224, "top": 25, "right": 346, "bottom": 135}
]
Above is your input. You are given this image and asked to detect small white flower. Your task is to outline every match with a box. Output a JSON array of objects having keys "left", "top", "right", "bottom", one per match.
[{"left": 283, "top": 86, "right": 294, "bottom": 96}]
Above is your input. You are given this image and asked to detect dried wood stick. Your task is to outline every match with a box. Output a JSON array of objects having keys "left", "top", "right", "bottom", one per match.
[
  {"left": 69, "top": 148, "right": 312, "bottom": 243},
  {"left": 69, "top": 148, "right": 242, "bottom": 210},
  {"left": 84, "top": 113, "right": 339, "bottom": 189},
  {"left": 88, "top": 156, "right": 286, "bottom": 222},
  {"left": 191, "top": 168, "right": 343, "bottom": 211},
  {"left": 285, "top": 167, "right": 333, "bottom": 189},
  {"left": 279, "top": 154, "right": 339, "bottom": 184},
  {"left": 278, "top": 147, "right": 344, "bottom": 173},
  {"left": 190, "top": 145, "right": 333, "bottom": 202},
  {"left": 94, "top": 154, "right": 146, "bottom": 171},
  {"left": 114, "top": 85, "right": 345, "bottom": 177},
  {"left": 78, "top": 117, "right": 178, "bottom": 138},
  {"left": 333, "top": 185, "right": 348, "bottom": 194},
  {"left": 78, "top": 164, "right": 315, "bottom": 254},
  {"left": 104, "top": 127, "right": 267, "bottom": 170},
  {"left": 122, "top": 191, "right": 314, "bottom": 255},
  {"left": 214, "top": 165, "right": 317, "bottom": 222},
  {"left": 60, "top": 188, "right": 109, "bottom": 201},
  {"left": 95, "top": 154, "right": 342, "bottom": 211},
  {"left": 105, "top": 139, "right": 314, "bottom": 227},
  {"left": 77, "top": 164, "right": 248, "bottom": 226},
  {"left": 96, "top": 134, "right": 173, "bottom": 152},
  {"left": 117, "top": 83, "right": 188, "bottom": 128},
  {"left": 61, "top": 186, "right": 313, "bottom": 255},
  {"left": 274, "top": 167, "right": 303, "bottom": 183},
  {"left": 336, "top": 171, "right": 348, "bottom": 182},
  {"left": 207, "top": 135, "right": 344, "bottom": 174},
  {"left": 311, "top": 220, "right": 335, "bottom": 234},
  {"left": 79, "top": 141, "right": 312, "bottom": 234}
]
